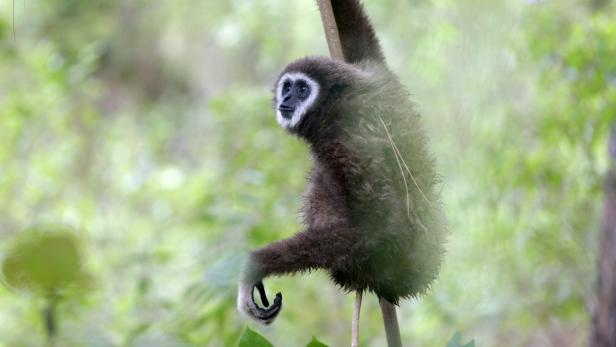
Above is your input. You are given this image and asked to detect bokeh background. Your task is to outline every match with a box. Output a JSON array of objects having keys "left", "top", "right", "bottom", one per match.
[{"left": 1, "top": 0, "right": 615, "bottom": 346}]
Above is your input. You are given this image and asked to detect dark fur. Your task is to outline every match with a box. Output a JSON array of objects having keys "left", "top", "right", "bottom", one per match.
[{"left": 241, "top": 0, "right": 446, "bottom": 317}]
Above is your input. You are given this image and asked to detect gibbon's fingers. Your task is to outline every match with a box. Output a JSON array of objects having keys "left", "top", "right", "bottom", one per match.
[
  {"left": 238, "top": 281, "right": 282, "bottom": 325},
  {"left": 255, "top": 281, "right": 270, "bottom": 307},
  {"left": 248, "top": 282, "right": 282, "bottom": 324}
]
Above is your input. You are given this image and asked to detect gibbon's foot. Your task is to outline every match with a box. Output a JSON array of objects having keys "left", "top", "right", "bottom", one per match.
[{"left": 238, "top": 280, "right": 282, "bottom": 325}]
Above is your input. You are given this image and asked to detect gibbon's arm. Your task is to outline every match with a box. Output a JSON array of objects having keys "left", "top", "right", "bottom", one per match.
[
  {"left": 238, "top": 226, "right": 350, "bottom": 324},
  {"left": 330, "top": 0, "right": 385, "bottom": 64}
]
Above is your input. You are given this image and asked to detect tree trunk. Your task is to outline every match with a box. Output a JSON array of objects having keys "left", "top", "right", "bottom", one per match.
[{"left": 591, "top": 122, "right": 616, "bottom": 347}]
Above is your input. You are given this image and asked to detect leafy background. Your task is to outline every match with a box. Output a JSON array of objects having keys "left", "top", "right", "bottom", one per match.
[{"left": 0, "top": 0, "right": 615, "bottom": 346}]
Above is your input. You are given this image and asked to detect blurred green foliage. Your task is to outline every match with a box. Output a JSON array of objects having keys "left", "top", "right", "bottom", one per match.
[
  {"left": 0, "top": 0, "right": 614, "bottom": 346},
  {"left": 2, "top": 226, "right": 88, "bottom": 294}
]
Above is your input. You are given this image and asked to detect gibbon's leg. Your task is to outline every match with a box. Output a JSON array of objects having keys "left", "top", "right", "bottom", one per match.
[
  {"left": 238, "top": 227, "right": 351, "bottom": 324},
  {"left": 379, "top": 298, "right": 402, "bottom": 347},
  {"left": 352, "top": 291, "right": 362, "bottom": 347}
]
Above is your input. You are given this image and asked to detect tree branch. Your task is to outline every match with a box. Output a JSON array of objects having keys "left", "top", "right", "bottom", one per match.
[{"left": 316, "top": 0, "right": 345, "bottom": 61}]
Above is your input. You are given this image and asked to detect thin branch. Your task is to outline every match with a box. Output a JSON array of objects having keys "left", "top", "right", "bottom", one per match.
[
  {"left": 379, "top": 116, "right": 435, "bottom": 210},
  {"left": 352, "top": 291, "right": 362, "bottom": 347}
]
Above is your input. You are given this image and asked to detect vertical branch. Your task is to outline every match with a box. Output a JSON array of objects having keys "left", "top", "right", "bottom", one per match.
[
  {"left": 352, "top": 291, "right": 362, "bottom": 347},
  {"left": 316, "top": 0, "right": 345, "bottom": 61},
  {"left": 591, "top": 122, "right": 616, "bottom": 347},
  {"left": 379, "top": 298, "right": 402, "bottom": 347}
]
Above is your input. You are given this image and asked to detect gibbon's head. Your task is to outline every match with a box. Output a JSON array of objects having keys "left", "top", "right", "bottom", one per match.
[
  {"left": 275, "top": 71, "right": 320, "bottom": 131},
  {"left": 273, "top": 57, "right": 361, "bottom": 137}
]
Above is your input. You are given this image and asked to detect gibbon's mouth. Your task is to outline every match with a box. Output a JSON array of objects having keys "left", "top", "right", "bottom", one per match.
[{"left": 278, "top": 106, "right": 294, "bottom": 119}]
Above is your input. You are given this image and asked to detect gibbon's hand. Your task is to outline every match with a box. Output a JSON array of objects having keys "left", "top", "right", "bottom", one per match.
[{"left": 237, "top": 280, "right": 282, "bottom": 325}]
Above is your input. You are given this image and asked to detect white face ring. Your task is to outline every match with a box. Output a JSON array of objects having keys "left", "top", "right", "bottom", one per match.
[{"left": 275, "top": 72, "right": 320, "bottom": 130}]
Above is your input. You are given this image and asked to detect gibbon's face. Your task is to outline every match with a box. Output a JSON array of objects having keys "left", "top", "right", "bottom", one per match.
[{"left": 275, "top": 72, "right": 320, "bottom": 131}]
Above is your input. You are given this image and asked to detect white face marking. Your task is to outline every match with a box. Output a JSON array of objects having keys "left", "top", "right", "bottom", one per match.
[{"left": 275, "top": 72, "right": 320, "bottom": 130}]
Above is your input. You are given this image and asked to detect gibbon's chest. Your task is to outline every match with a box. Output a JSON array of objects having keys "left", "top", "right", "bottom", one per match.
[{"left": 302, "top": 161, "right": 351, "bottom": 230}]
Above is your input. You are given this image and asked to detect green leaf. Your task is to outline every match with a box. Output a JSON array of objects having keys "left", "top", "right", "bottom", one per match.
[
  {"left": 445, "top": 332, "right": 475, "bottom": 347},
  {"left": 238, "top": 327, "right": 273, "bottom": 347},
  {"left": 1, "top": 226, "right": 88, "bottom": 294},
  {"left": 306, "top": 337, "right": 329, "bottom": 347}
]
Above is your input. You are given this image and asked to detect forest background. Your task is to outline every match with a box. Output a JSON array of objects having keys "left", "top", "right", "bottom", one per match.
[{"left": 0, "top": 0, "right": 615, "bottom": 346}]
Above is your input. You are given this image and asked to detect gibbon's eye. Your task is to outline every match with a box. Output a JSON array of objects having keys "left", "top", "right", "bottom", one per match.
[
  {"left": 296, "top": 81, "right": 310, "bottom": 100},
  {"left": 282, "top": 81, "right": 291, "bottom": 95}
]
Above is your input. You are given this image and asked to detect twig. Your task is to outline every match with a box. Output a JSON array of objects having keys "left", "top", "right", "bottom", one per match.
[
  {"left": 379, "top": 116, "right": 412, "bottom": 220},
  {"left": 379, "top": 116, "right": 435, "bottom": 210}
]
